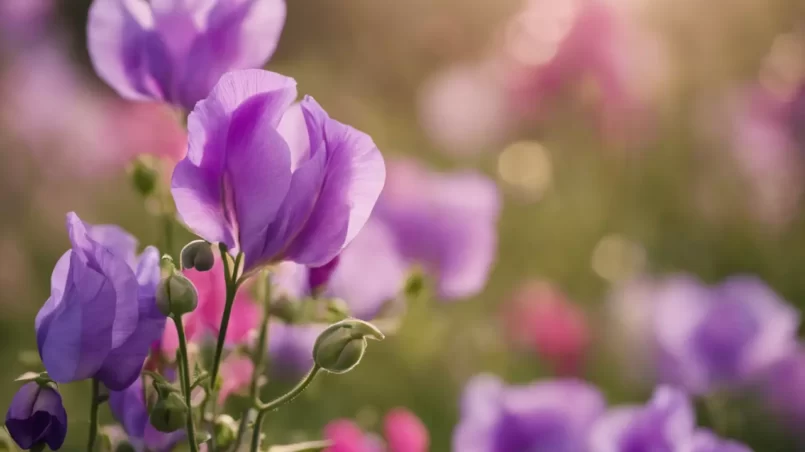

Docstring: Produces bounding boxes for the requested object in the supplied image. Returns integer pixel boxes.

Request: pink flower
[503,281,590,375]
[161,255,259,357]
[218,355,254,405]
[384,408,429,452]
[324,409,428,452]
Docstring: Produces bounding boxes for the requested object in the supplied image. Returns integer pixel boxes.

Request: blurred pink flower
[106,101,188,164]
[324,409,429,452]
[384,408,430,452]
[503,281,590,375]
[161,255,259,357]
[218,355,254,405]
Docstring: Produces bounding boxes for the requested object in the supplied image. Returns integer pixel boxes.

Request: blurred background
[3,0,805,450]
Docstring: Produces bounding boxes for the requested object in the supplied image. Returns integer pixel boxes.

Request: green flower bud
[149,392,188,433]
[129,156,158,197]
[180,240,215,272]
[313,319,385,374]
[213,414,238,449]
[156,271,199,316]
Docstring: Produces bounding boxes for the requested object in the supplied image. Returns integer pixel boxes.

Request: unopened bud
[156,271,199,316]
[213,414,238,449]
[180,240,215,272]
[129,157,158,197]
[149,392,188,433]
[313,319,384,374]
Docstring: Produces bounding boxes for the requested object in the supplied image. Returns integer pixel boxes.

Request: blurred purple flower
[35,212,166,390]
[5,382,67,451]
[452,374,605,452]
[376,160,500,300]
[268,321,322,377]
[653,276,799,394]
[589,386,751,452]
[762,348,805,429]
[109,378,184,452]
[87,0,286,111]
[0,0,52,48]
[171,70,386,275]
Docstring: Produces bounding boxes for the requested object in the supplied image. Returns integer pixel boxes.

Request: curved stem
[174,315,199,452]
[86,378,100,452]
[210,246,242,390]
[256,365,321,413]
[235,274,272,449]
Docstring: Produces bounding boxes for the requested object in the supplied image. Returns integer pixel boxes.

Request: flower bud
[180,240,215,272]
[313,319,384,374]
[156,271,199,316]
[149,392,188,433]
[129,156,158,197]
[213,414,238,449]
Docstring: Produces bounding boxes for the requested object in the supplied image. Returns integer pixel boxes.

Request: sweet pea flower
[268,321,323,377]
[171,69,386,274]
[161,254,258,356]
[109,378,184,452]
[652,275,799,394]
[762,348,805,429]
[589,386,751,452]
[5,383,67,451]
[88,0,286,111]
[453,374,605,452]
[503,280,590,375]
[384,408,430,452]
[218,354,254,404]
[324,408,428,452]
[35,212,165,390]
[375,160,500,300]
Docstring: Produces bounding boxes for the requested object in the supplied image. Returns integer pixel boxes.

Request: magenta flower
[652,276,799,394]
[375,160,500,300]
[109,378,184,452]
[161,254,258,356]
[218,355,254,404]
[5,383,67,451]
[503,280,590,375]
[453,374,605,452]
[589,386,751,452]
[171,70,386,274]
[323,408,428,452]
[35,212,165,390]
[87,0,286,111]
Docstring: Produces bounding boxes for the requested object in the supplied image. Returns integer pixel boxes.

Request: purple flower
[588,386,752,452]
[375,159,500,300]
[171,70,386,274]
[268,321,323,377]
[652,276,799,394]
[5,382,67,451]
[452,374,605,452]
[109,378,184,452]
[762,348,805,429]
[589,386,695,451]
[87,0,286,111]
[35,212,166,390]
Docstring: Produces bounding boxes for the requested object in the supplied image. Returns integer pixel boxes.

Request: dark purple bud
[5,382,67,451]
[308,256,340,295]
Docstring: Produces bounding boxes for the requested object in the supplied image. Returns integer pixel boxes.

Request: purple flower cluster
[455,375,752,452]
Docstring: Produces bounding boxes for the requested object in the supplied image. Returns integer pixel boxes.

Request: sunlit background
[2,0,805,450]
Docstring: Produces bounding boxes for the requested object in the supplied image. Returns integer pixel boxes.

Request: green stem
[235,274,272,449]
[249,410,267,452]
[210,246,242,389]
[249,366,321,452]
[86,378,100,452]
[174,315,199,452]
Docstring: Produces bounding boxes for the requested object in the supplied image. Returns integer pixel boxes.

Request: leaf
[267,440,332,452]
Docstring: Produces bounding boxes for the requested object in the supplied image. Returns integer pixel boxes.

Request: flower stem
[235,273,272,449]
[174,315,199,452]
[86,378,100,452]
[210,245,242,390]
[249,366,321,452]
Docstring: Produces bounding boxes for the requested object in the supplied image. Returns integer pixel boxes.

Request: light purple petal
[87,0,163,101]
[172,69,296,250]
[283,97,386,266]
[691,429,753,452]
[268,322,322,377]
[452,375,505,452]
